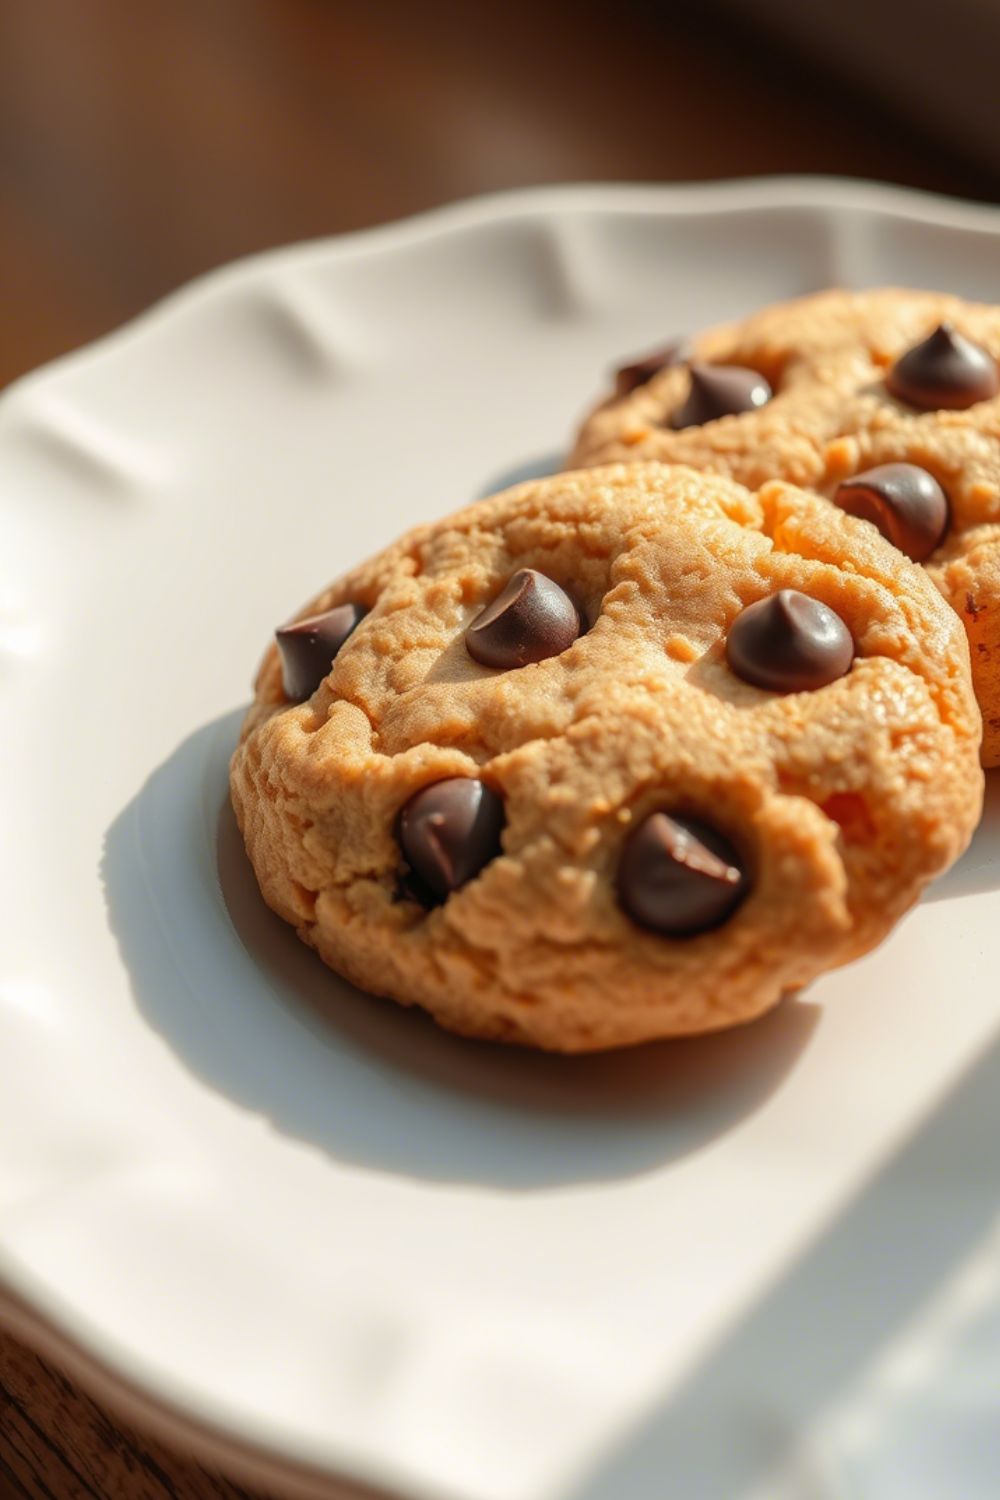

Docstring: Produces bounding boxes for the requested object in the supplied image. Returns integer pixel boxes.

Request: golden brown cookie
[230,464,983,1053]
[568,288,1000,764]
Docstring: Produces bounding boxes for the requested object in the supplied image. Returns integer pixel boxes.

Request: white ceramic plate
[3,179,1000,1500]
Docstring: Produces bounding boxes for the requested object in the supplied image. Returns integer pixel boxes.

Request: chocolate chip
[833,463,949,562]
[466,569,581,669]
[886,322,998,410]
[617,812,749,937]
[276,603,366,700]
[726,590,853,692]
[671,363,772,428]
[614,338,691,397]
[398,779,505,902]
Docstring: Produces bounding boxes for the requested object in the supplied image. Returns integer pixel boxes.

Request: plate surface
[3,179,1000,1500]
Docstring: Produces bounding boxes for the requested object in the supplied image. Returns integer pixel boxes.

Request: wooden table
[2,1,998,1495]
[1,1339,262,1499]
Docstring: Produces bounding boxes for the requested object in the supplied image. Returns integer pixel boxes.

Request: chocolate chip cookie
[230,464,982,1052]
[568,288,1000,765]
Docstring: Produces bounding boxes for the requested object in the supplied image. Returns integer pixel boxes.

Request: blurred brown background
[3,0,1000,395]
[2,1,999,1496]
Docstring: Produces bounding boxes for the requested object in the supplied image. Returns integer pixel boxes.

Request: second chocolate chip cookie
[569,288,1000,765]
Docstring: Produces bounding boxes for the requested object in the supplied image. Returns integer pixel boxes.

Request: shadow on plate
[923,769,1000,903]
[475,449,562,496]
[569,1017,1000,1498]
[100,710,818,1190]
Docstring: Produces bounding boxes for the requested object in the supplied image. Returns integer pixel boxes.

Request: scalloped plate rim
[7,174,1000,414]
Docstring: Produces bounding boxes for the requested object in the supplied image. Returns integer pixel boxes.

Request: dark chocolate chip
[466,569,581,669]
[886,322,999,411]
[614,338,691,397]
[671,363,772,428]
[726,590,853,692]
[398,779,505,902]
[833,463,949,562]
[276,603,366,700]
[617,812,749,937]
